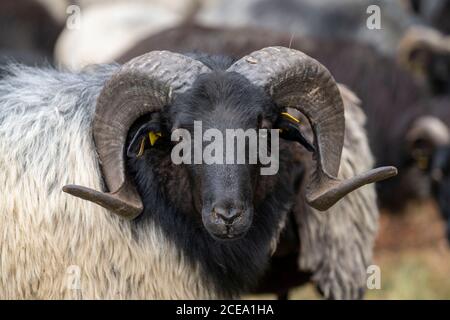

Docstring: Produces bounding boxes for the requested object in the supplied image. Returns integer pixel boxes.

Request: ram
[0,47,395,299]
[117,25,450,245]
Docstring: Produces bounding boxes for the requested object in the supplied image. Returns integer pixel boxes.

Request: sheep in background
[398,26,450,96]
[195,0,420,57]
[55,0,450,82]
[54,0,200,70]
[410,98,450,243]
[0,47,395,299]
[194,0,450,95]
[53,0,413,68]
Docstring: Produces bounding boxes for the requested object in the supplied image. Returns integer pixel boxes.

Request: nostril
[213,205,242,223]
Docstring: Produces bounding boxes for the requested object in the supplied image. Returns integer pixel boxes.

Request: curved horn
[63,51,211,219]
[228,47,397,210]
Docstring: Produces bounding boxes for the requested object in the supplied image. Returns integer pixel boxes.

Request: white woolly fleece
[0,64,216,299]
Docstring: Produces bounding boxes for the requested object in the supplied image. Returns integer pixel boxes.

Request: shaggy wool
[295,85,379,299]
[0,64,216,299]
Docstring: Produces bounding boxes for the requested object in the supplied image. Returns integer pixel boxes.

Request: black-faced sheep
[398,26,450,96]
[0,47,395,299]
[116,24,450,242]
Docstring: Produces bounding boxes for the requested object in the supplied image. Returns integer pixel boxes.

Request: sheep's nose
[213,204,242,224]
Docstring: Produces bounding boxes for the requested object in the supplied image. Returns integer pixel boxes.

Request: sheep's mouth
[208,225,249,241]
[201,208,253,241]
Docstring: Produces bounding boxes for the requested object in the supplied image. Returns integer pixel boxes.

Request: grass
[246,200,450,300]
[366,246,450,299]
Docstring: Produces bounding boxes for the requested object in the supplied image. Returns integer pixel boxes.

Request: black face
[167,72,276,240]
[127,70,313,241]
[430,147,450,243]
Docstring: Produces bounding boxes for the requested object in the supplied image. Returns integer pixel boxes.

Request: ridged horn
[228,47,397,210]
[63,51,211,219]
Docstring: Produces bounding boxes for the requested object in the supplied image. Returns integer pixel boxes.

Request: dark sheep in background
[195,0,421,57]
[193,0,450,98]
[398,26,450,96]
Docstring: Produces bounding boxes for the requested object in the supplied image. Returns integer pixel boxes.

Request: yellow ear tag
[281,112,300,123]
[149,131,162,146]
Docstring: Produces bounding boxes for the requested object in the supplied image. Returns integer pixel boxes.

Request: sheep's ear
[275,112,315,152]
[127,120,163,158]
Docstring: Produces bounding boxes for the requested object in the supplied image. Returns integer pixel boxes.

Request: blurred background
[1,0,449,299]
